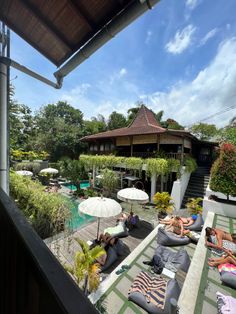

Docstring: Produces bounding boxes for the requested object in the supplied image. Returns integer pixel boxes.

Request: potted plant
[65,238,105,295]
[153,192,174,219]
[185,197,203,215]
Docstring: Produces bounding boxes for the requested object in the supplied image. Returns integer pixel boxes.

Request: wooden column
[130,136,133,157]
[157,134,160,153]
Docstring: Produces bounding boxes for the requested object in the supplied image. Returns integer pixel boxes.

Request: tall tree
[83,114,107,135]
[189,123,218,140]
[9,85,35,150]
[107,111,126,130]
[33,101,84,160]
[126,105,140,125]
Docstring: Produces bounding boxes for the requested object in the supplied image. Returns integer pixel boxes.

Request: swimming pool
[65,198,94,230]
[62,180,90,191]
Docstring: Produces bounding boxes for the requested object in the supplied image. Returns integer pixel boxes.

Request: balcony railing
[0,188,98,314]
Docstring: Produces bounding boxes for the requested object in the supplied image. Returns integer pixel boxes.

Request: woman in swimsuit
[205,227,236,251]
[208,250,236,267]
[168,217,190,237]
[159,215,196,227]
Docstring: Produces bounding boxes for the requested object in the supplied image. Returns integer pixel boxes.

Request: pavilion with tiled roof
[81,105,197,160]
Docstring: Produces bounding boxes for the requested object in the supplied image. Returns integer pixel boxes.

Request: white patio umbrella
[79,196,122,239]
[15,170,33,176]
[117,187,149,212]
[39,167,59,174]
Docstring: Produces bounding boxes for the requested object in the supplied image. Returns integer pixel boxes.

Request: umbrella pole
[97,217,100,240]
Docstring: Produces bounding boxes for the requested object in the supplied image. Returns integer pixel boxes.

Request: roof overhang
[0,0,160,87]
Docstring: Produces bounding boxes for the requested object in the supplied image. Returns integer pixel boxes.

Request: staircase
[181,166,210,208]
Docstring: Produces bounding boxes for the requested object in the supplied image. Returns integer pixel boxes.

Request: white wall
[203,196,236,219]
[205,184,236,201]
[171,167,191,210]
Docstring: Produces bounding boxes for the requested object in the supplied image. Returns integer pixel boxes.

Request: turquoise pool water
[62,181,90,191]
[66,198,94,230]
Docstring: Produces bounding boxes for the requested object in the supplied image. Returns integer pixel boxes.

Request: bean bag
[113,239,126,256]
[186,215,204,232]
[155,245,191,273]
[128,278,181,314]
[100,246,118,272]
[104,222,129,238]
[220,271,236,289]
[157,227,190,246]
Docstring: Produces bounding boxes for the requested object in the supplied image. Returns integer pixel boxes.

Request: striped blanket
[218,263,236,275]
[128,271,168,309]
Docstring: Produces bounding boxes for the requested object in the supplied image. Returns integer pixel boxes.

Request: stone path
[194,214,236,313]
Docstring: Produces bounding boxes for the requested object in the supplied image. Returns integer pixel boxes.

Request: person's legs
[208,256,236,267]
[96,253,107,266]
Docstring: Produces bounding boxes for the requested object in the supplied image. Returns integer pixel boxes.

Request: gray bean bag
[128,279,180,314]
[114,239,126,256]
[220,271,236,289]
[157,227,190,246]
[186,215,204,232]
[100,246,118,272]
[155,245,191,273]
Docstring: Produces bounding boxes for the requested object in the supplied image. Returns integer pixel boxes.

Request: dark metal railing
[0,188,98,314]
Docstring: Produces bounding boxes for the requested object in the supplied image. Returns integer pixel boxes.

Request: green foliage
[153,192,174,214]
[167,158,181,176]
[126,106,140,125]
[190,123,219,140]
[146,158,169,176]
[100,168,118,196]
[15,162,41,174]
[80,155,124,169]
[107,111,127,130]
[11,149,49,161]
[220,126,236,146]
[84,114,107,135]
[124,157,143,170]
[59,158,88,189]
[184,157,197,173]
[65,238,105,293]
[163,118,184,130]
[10,171,70,238]
[210,143,236,198]
[185,197,203,215]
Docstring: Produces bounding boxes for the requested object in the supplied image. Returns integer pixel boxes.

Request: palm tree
[65,238,105,294]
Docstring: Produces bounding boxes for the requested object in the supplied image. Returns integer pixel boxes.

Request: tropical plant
[11,149,49,161]
[210,143,236,200]
[185,197,203,215]
[167,158,181,176]
[15,161,41,174]
[59,158,88,190]
[10,171,70,238]
[124,157,143,170]
[184,157,197,173]
[107,111,127,130]
[190,123,219,140]
[100,168,118,196]
[146,158,169,176]
[65,238,105,294]
[153,192,174,214]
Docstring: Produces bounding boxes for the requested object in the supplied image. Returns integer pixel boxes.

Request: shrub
[10,171,70,238]
[153,192,174,214]
[15,162,41,174]
[184,157,197,173]
[210,143,236,199]
[185,197,203,215]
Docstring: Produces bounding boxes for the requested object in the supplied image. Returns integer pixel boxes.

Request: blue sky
[10,0,236,127]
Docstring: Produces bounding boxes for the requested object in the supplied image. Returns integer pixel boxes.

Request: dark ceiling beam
[20,0,72,50]
[68,0,96,31]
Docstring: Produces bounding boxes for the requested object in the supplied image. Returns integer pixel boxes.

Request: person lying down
[159,215,197,227]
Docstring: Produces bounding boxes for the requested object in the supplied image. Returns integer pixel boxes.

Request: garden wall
[171,167,191,210]
[203,196,236,219]
[205,184,236,202]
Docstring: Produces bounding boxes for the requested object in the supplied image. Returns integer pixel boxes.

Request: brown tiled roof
[81,105,166,141]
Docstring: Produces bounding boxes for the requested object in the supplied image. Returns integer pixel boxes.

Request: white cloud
[119,68,127,77]
[186,0,198,10]
[200,28,218,46]
[145,30,152,44]
[147,38,236,127]
[165,25,196,54]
